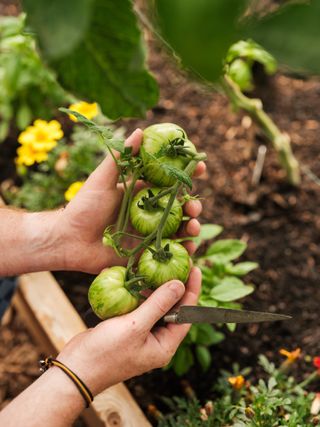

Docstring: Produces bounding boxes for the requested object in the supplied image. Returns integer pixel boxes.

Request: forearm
[0,367,84,427]
[0,207,65,276]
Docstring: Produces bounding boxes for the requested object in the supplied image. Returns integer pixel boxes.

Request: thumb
[84,128,143,191]
[133,281,185,329]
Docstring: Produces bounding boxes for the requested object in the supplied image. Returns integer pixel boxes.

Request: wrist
[22,209,66,272]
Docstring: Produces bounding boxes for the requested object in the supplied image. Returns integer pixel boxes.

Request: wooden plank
[14,272,150,427]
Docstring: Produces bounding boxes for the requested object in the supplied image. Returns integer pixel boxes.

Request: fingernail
[168,281,185,298]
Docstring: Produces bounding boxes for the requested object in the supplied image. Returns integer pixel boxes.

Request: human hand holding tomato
[58,267,201,396]
[55,128,206,274]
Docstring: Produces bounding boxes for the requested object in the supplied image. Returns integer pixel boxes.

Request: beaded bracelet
[39,356,93,408]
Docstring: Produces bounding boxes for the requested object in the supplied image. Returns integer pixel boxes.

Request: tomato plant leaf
[172,345,194,376]
[225,262,259,276]
[155,0,248,82]
[193,224,223,248]
[226,322,236,332]
[195,324,225,346]
[24,0,159,119]
[205,239,247,263]
[160,163,193,189]
[225,39,277,75]
[59,108,125,153]
[22,0,92,59]
[210,277,254,302]
[245,0,320,75]
[195,345,211,372]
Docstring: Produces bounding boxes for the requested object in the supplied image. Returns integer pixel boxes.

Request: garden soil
[1,16,320,427]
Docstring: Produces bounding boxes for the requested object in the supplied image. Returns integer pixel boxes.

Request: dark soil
[1,12,320,426]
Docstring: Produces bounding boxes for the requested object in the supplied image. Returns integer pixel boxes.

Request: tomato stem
[145,186,174,206]
[115,169,140,236]
[154,154,206,252]
[155,183,179,251]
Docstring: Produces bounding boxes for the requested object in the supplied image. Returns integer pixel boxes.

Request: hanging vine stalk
[221,75,301,186]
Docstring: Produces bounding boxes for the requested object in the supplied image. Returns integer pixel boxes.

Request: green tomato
[130,187,183,237]
[141,123,197,187]
[88,266,139,320]
[137,239,190,288]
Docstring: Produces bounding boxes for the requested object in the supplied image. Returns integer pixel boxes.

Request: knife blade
[84,305,291,328]
[163,305,291,324]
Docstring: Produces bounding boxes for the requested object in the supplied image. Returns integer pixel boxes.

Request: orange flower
[279,348,301,364]
[228,375,245,390]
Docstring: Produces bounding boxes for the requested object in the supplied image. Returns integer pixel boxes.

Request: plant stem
[155,183,179,250]
[221,75,300,186]
[101,135,128,192]
[154,155,206,251]
[113,231,145,241]
[122,170,140,231]
[127,230,158,257]
[115,170,139,234]
[146,186,175,205]
[298,371,319,389]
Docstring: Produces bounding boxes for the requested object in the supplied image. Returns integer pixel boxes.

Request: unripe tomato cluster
[89,123,205,320]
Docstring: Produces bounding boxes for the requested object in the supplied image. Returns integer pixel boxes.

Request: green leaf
[59,108,125,152]
[246,0,320,75]
[198,297,218,308]
[225,39,277,75]
[195,324,225,346]
[22,0,92,59]
[24,0,158,119]
[210,276,254,302]
[195,345,211,372]
[155,0,248,82]
[160,163,193,189]
[172,346,194,376]
[225,262,258,276]
[205,239,247,263]
[193,224,223,248]
[226,322,236,332]
[16,103,32,130]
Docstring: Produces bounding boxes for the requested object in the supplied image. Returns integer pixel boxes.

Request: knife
[84,305,291,328]
[162,305,291,324]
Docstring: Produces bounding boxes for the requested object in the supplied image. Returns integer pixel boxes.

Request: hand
[57,267,201,395]
[55,129,206,273]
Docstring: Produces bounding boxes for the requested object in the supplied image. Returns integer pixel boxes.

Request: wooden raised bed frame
[1,197,151,427]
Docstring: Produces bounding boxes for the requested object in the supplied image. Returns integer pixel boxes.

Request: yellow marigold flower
[65,181,85,202]
[18,119,63,149]
[15,144,48,166]
[279,348,301,364]
[228,375,245,390]
[68,101,99,122]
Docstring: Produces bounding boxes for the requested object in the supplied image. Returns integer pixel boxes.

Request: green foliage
[0,14,68,141]
[5,122,123,211]
[166,224,256,376]
[224,39,277,91]
[155,0,248,82]
[23,0,159,119]
[155,0,320,83]
[159,356,317,426]
[247,0,320,75]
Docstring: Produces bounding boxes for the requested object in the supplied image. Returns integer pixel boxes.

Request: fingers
[193,161,206,178]
[131,281,185,330]
[152,267,202,350]
[184,199,202,218]
[83,129,143,191]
